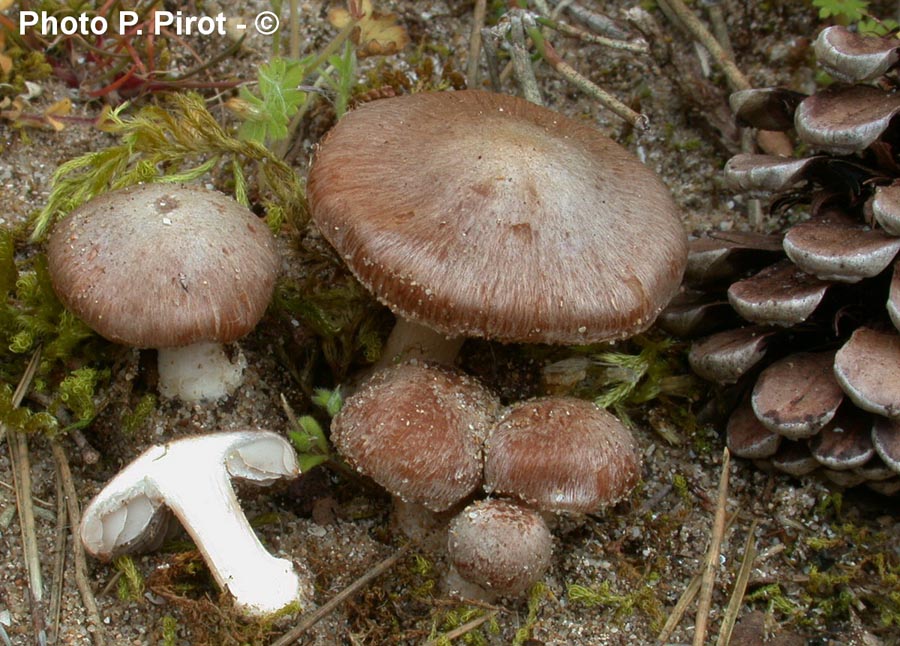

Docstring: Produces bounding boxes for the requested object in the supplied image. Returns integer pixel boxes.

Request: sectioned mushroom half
[80,431,308,617]
[307,90,687,367]
[47,183,280,402]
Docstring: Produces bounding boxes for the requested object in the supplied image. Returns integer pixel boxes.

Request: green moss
[568,578,665,632]
[114,555,145,602]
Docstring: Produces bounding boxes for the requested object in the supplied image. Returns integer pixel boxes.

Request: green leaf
[312,387,343,417]
[812,0,869,22]
[237,57,309,145]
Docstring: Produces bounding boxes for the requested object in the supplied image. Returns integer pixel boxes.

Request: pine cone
[667,26,900,494]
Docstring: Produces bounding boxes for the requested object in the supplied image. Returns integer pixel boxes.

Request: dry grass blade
[50,441,106,646]
[694,448,731,646]
[716,520,758,646]
[423,610,499,646]
[271,544,412,646]
[4,349,46,645]
[47,465,68,644]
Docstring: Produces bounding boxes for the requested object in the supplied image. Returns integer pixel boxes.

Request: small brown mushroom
[331,361,499,513]
[307,90,687,367]
[447,498,552,598]
[483,397,640,513]
[46,183,280,402]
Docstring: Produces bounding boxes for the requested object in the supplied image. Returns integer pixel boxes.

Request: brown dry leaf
[328,0,409,57]
[44,97,72,131]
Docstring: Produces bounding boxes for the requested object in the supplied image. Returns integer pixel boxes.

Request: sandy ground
[1,1,900,645]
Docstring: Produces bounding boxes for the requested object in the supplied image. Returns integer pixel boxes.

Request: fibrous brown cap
[47,183,279,348]
[448,498,552,596]
[332,361,500,512]
[483,397,640,513]
[307,90,687,345]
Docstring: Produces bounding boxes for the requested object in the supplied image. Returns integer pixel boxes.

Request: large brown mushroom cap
[47,183,280,348]
[332,361,500,512]
[307,90,687,345]
[483,396,641,513]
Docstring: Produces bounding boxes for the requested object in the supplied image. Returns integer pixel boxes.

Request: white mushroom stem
[157,341,247,402]
[80,431,306,617]
[376,318,464,370]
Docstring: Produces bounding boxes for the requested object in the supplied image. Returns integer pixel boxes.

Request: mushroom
[80,431,308,617]
[483,397,641,514]
[446,498,552,599]
[330,361,499,543]
[46,183,280,402]
[307,90,687,368]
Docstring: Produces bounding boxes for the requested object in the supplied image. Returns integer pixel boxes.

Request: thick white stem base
[157,342,246,402]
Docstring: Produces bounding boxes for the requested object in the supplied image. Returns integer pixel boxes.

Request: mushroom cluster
[308,90,676,594]
[334,362,642,597]
[667,26,900,493]
[47,183,280,402]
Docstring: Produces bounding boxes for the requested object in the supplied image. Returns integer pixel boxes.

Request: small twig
[659,0,749,91]
[5,350,46,646]
[480,27,502,91]
[716,520,758,646]
[68,427,100,465]
[694,448,731,646]
[423,610,499,646]
[540,39,648,130]
[51,441,106,646]
[537,17,649,53]
[560,2,629,39]
[467,0,488,88]
[271,544,412,646]
[705,1,734,60]
[508,11,543,105]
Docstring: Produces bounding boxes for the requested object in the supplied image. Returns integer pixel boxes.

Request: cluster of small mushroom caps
[46,90,689,615]
[661,26,900,494]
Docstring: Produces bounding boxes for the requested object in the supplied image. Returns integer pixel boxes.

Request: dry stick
[705,1,734,59]
[271,543,412,646]
[716,520,758,646]
[508,12,543,105]
[4,350,47,646]
[422,610,499,646]
[659,0,749,91]
[51,441,106,646]
[693,448,731,646]
[480,27,502,91]
[467,0,488,88]
[537,16,649,53]
[540,39,648,130]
